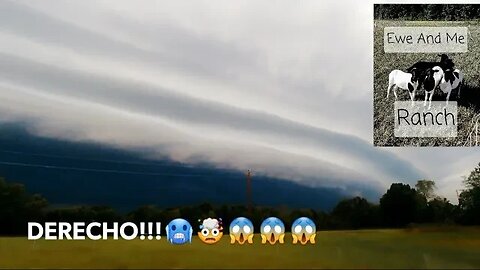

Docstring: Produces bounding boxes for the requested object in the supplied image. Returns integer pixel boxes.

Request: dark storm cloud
[2,0,475,201]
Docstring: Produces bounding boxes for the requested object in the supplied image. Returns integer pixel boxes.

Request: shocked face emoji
[229,217,254,244]
[291,217,316,245]
[260,217,285,245]
[198,218,223,244]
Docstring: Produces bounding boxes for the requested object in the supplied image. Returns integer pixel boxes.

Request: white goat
[387,68,420,104]
[423,66,444,109]
[439,68,464,104]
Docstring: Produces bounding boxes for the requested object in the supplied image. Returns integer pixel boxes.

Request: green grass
[1,227,480,269]
[374,20,480,146]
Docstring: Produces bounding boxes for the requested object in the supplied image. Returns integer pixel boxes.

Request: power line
[0,161,244,179]
[0,150,197,169]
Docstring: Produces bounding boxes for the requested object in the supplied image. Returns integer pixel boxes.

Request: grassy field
[374,20,480,146]
[1,227,480,269]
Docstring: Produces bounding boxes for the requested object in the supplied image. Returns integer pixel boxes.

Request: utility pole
[246,170,252,214]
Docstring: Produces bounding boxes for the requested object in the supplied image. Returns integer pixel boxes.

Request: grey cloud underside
[0,54,422,184]
[0,0,427,198]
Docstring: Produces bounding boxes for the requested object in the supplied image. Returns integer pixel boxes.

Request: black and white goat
[407,54,454,89]
[387,68,420,104]
[423,66,444,109]
[407,54,454,73]
[439,68,464,105]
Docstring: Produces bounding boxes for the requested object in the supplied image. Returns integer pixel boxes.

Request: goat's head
[410,67,421,83]
[424,66,443,83]
[443,68,457,84]
[438,54,455,69]
[438,54,450,62]
[445,58,455,69]
[429,66,442,75]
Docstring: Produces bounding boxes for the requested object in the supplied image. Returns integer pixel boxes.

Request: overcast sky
[0,0,479,202]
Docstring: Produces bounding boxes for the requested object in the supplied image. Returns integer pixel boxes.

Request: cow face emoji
[198,218,223,244]
[229,217,254,244]
[260,217,285,245]
[291,217,316,245]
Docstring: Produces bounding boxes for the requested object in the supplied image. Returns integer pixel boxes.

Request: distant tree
[458,187,480,225]
[425,197,456,223]
[458,163,480,225]
[313,210,331,230]
[415,179,436,201]
[2,174,475,236]
[250,207,280,228]
[179,205,202,227]
[289,208,329,230]
[0,178,48,235]
[162,208,182,223]
[380,183,427,227]
[464,162,480,189]
[126,205,163,223]
[46,205,122,223]
[330,197,380,229]
[198,202,214,216]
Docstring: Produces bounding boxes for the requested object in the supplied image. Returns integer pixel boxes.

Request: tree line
[374,4,480,21]
[2,162,480,235]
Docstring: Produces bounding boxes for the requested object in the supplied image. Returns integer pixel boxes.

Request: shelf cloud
[0,0,477,201]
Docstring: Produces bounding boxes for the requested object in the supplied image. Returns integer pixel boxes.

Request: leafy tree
[0,178,48,235]
[415,179,436,201]
[457,163,480,225]
[330,197,380,229]
[380,183,427,227]
[46,205,122,223]
[425,197,456,223]
[450,163,480,225]
[289,208,329,230]
[458,187,480,225]
[127,205,163,223]
[464,162,480,189]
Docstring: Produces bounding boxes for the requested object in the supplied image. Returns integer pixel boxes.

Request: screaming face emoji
[198,218,223,244]
[229,217,254,245]
[260,217,285,245]
[291,217,316,245]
